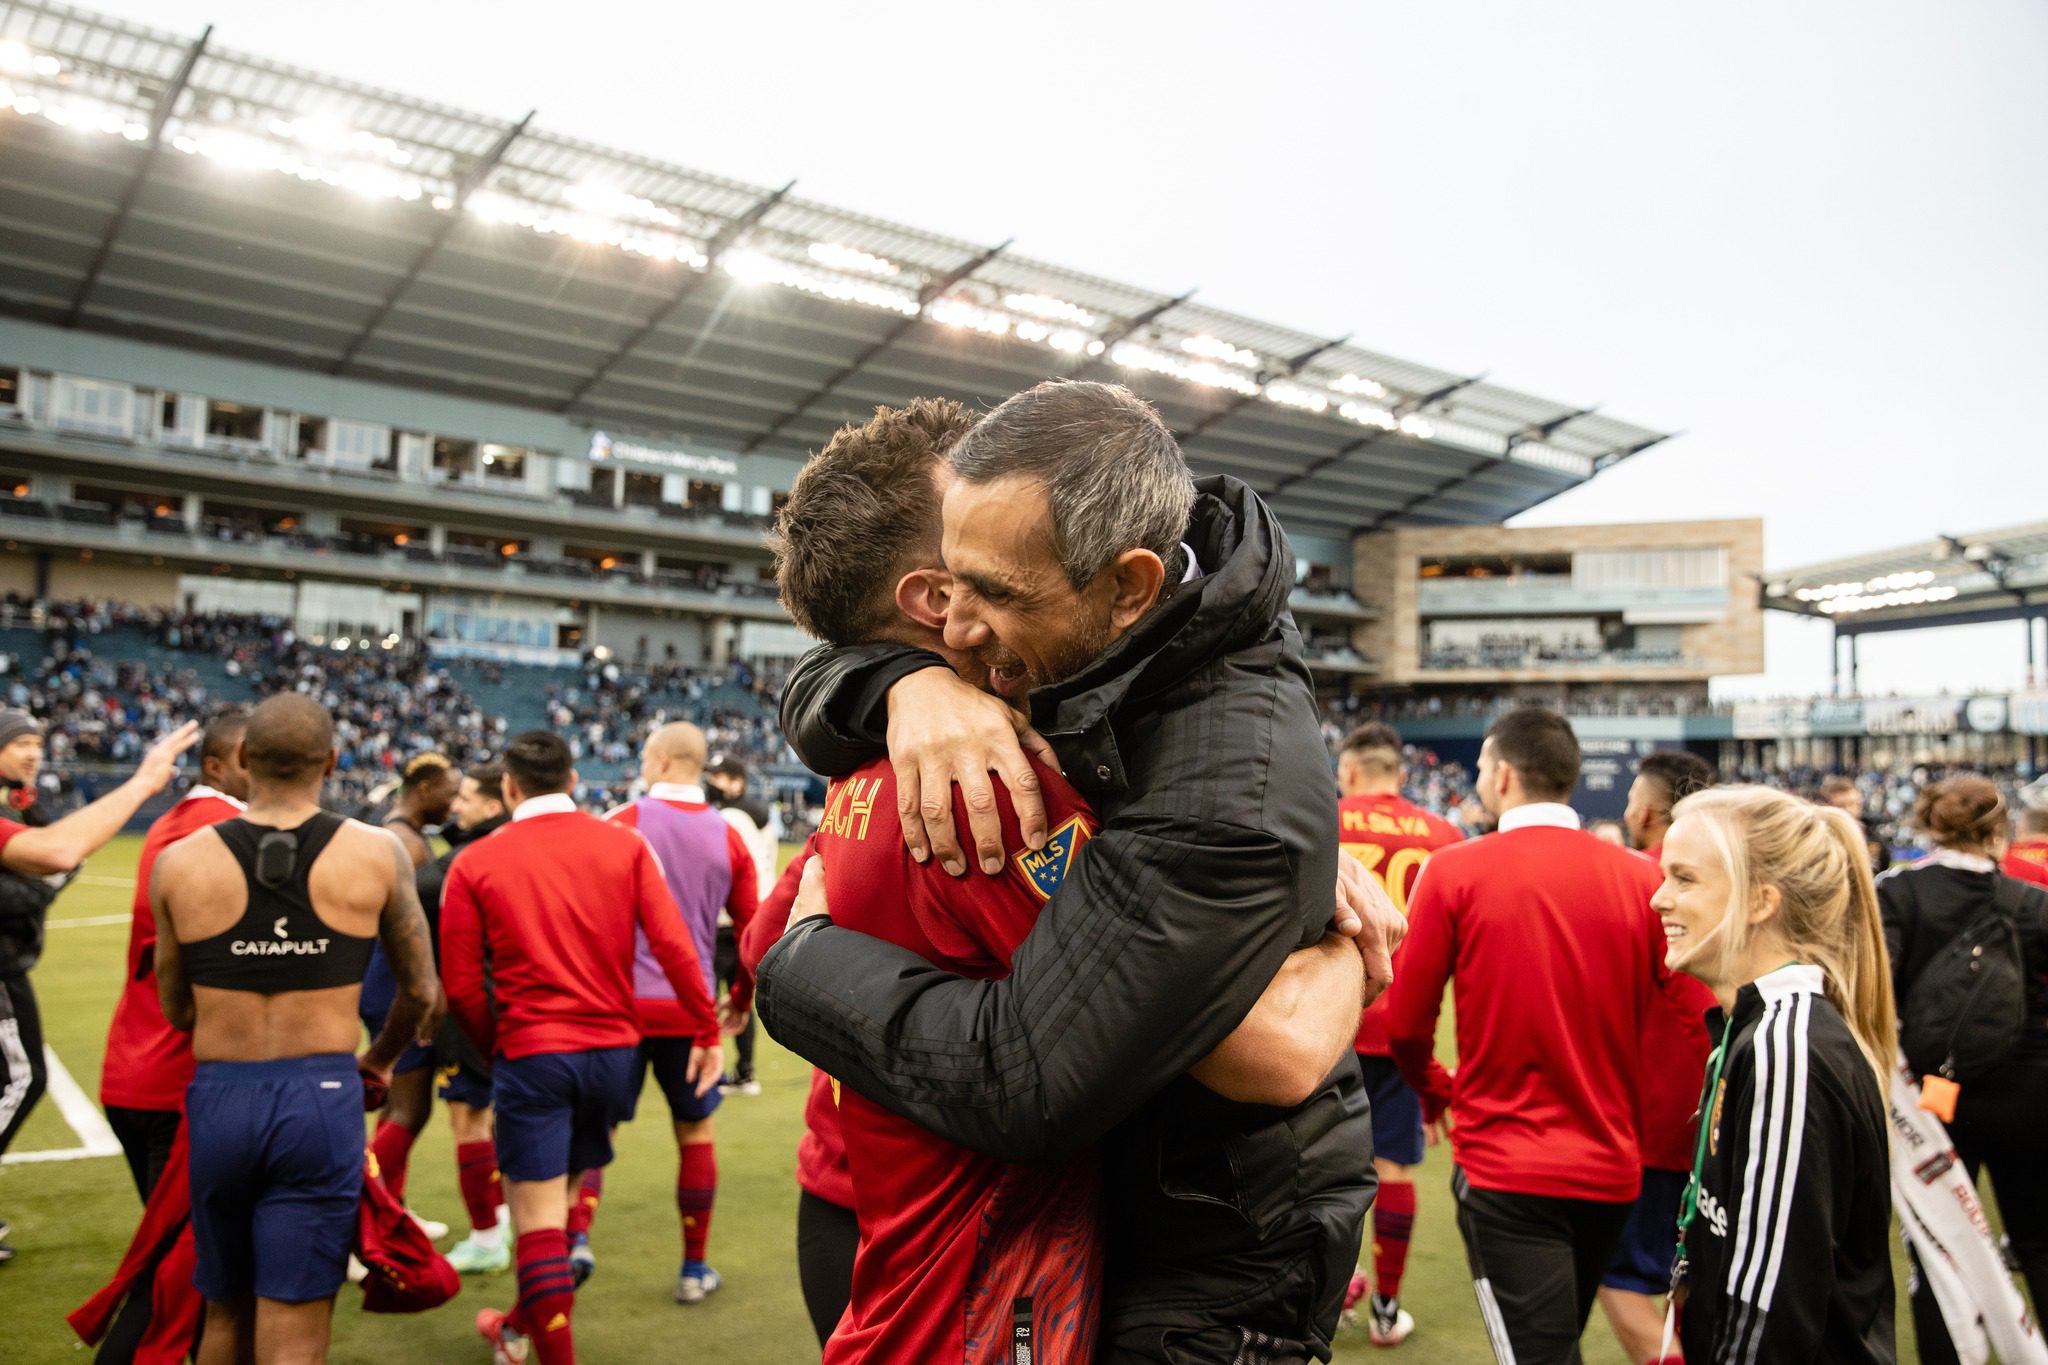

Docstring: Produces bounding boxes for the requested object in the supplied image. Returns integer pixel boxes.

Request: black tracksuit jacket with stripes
[1680,965,1894,1365]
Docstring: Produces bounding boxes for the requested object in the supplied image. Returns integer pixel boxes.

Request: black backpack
[1898,872,2030,1084]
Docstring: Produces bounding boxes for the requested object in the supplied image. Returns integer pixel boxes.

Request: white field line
[1,1045,122,1164]
[47,914,130,929]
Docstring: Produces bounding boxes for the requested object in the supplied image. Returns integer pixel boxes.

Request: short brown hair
[466,761,505,807]
[1913,776,2006,849]
[1484,706,1581,800]
[772,398,974,646]
[1340,723,1402,773]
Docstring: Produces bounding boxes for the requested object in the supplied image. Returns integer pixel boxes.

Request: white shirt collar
[184,785,246,810]
[1755,962,1825,1002]
[512,792,577,821]
[1179,541,1202,585]
[647,782,707,803]
[1496,802,1582,834]
[1926,849,1996,874]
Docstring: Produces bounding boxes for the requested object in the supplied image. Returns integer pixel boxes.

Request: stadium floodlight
[1109,342,1263,397]
[1003,293,1097,327]
[1815,584,1962,614]
[807,242,900,277]
[1332,373,1388,398]
[566,180,684,229]
[1339,399,1398,429]
[0,39,31,74]
[1181,335,1261,369]
[925,296,1013,337]
[1263,379,1330,413]
[719,249,921,315]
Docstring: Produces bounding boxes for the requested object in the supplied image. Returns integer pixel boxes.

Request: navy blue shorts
[437,1058,493,1109]
[1602,1167,1686,1293]
[626,1036,723,1124]
[491,1047,636,1183]
[186,1053,363,1304]
[1358,1053,1425,1168]
[359,1008,433,1075]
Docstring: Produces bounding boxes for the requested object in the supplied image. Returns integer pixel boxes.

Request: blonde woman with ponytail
[1651,785,1895,1365]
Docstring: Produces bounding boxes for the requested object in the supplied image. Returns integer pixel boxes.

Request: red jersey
[1338,792,1463,1055]
[1383,812,1668,1203]
[100,788,244,1110]
[439,800,718,1058]
[0,817,23,856]
[742,836,853,1209]
[818,758,1103,1365]
[1633,845,1717,1171]
[2004,838,2048,888]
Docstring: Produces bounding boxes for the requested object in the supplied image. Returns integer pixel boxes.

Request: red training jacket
[440,802,717,1057]
[101,788,244,1111]
[1636,844,1718,1172]
[2004,838,2048,888]
[1383,814,1668,1203]
[741,836,854,1210]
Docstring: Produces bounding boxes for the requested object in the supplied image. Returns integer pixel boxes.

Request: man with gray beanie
[0,708,198,1265]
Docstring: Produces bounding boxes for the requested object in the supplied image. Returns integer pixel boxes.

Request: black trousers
[105,1106,184,1203]
[0,969,47,1158]
[1453,1167,1633,1365]
[715,925,757,1078]
[795,1190,858,1347]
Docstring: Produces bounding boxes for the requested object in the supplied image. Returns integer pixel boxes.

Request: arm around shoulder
[779,642,945,777]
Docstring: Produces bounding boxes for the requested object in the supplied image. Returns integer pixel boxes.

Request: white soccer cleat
[675,1264,721,1304]
[1368,1297,1415,1347]
[407,1210,450,1241]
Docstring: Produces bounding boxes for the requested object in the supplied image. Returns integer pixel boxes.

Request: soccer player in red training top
[1610,751,1719,1365]
[769,398,1369,1363]
[2004,804,2048,886]
[440,731,722,1365]
[100,711,249,1203]
[1384,707,1672,1365]
[736,836,859,1348]
[1333,722,1462,1348]
[599,720,758,1305]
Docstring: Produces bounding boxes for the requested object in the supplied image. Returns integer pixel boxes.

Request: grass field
[0,835,1942,1363]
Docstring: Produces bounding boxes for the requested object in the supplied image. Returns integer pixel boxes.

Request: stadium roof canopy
[0,1,1674,540]
[1764,518,2048,633]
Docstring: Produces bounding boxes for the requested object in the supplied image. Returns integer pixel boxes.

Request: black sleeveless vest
[181,813,377,993]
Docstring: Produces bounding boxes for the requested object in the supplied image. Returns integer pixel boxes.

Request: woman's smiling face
[1653,812,1732,984]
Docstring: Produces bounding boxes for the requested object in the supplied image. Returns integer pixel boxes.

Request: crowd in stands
[0,597,797,820]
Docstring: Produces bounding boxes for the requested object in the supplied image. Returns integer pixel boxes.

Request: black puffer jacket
[759,476,1372,1362]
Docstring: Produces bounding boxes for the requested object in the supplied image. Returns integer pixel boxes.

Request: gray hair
[949,381,1196,587]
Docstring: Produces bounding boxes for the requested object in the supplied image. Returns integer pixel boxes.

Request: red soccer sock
[1371,1179,1417,1302]
[455,1140,500,1233]
[510,1228,577,1364]
[370,1118,418,1201]
[676,1141,716,1265]
[566,1168,603,1239]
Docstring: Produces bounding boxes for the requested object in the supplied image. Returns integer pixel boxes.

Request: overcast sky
[87,0,2048,698]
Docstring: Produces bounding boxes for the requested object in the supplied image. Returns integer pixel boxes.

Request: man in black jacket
[758,380,1389,1363]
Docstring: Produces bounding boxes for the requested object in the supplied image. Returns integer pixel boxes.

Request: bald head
[640,722,708,788]
[242,694,335,788]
